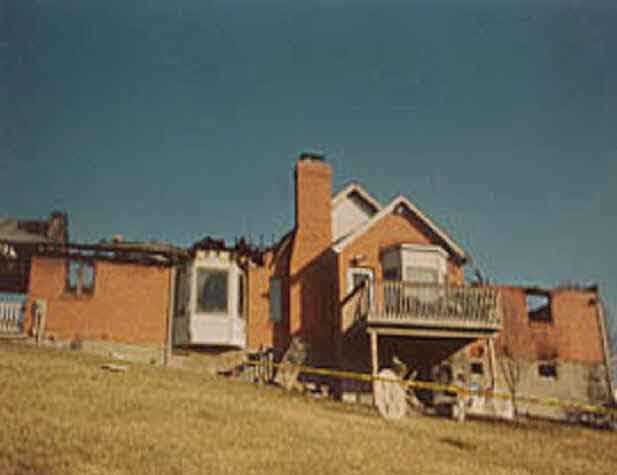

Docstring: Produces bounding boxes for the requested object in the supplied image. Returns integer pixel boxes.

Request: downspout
[596,295,614,402]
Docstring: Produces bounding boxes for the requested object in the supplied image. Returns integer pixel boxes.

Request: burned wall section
[26,255,172,347]
[489,286,612,419]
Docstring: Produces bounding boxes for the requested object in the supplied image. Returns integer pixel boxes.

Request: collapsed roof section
[0,239,187,268]
[190,236,266,265]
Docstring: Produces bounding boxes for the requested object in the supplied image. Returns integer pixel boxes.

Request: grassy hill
[0,342,615,475]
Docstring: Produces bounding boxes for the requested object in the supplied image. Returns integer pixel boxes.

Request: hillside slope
[0,343,615,475]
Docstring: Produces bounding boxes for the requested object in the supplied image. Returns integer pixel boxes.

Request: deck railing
[0,298,24,334]
[367,281,502,330]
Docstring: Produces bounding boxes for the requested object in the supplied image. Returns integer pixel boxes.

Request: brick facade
[25,256,172,345]
[495,286,605,364]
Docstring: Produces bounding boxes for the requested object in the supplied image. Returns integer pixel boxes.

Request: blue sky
[1,0,616,338]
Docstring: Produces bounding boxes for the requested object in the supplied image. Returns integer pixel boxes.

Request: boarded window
[526,292,552,323]
[538,362,557,379]
[196,269,228,314]
[66,260,95,296]
[269,277,282,323]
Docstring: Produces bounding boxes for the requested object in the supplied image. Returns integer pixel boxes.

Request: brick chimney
[293,153,333,262]
[289,153,333,344]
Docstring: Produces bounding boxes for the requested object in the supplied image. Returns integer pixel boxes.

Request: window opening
[269,277,282,323]
[470,362,484,375]
[66,260,95,296]
[196,269,228,314]
[526,291,552,323]
[538,362,557,379]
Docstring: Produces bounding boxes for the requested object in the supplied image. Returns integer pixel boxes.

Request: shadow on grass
[440,437,477,451]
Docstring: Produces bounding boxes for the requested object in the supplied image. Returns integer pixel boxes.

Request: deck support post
[370,330,379,405]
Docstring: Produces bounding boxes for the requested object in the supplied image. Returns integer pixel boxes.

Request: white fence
[0,298,24,333]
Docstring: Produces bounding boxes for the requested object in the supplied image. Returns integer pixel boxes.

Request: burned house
[226,154,613,420]
[3,155,613,422]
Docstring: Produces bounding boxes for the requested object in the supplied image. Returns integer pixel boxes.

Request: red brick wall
[495,286,605,364]
[289,158,337,365]
[246,259,275,350]
[246,234,295,351]
[25,256,171,345]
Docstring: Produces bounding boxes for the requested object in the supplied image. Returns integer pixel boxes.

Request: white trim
[332,195,468,261]
[331,183,382,212]
[186,251,247,348]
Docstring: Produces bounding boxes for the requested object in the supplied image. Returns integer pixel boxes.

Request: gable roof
[331,182,382,213]
[331,194,468,262]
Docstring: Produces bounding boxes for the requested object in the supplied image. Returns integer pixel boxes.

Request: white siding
[332,194,377,241]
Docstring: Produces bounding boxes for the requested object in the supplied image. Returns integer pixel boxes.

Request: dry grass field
[0,342,615,475]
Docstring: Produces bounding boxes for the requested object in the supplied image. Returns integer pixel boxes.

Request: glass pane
[67,261,80,289]
[405,267,438,284]
[196,269,228,313]
[405,267,439,302]
[82,263,95,290]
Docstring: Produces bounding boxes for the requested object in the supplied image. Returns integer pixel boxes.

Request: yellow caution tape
[245,361,617,418]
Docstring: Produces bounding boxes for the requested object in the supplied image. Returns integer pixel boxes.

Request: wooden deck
[366,281,502,335]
